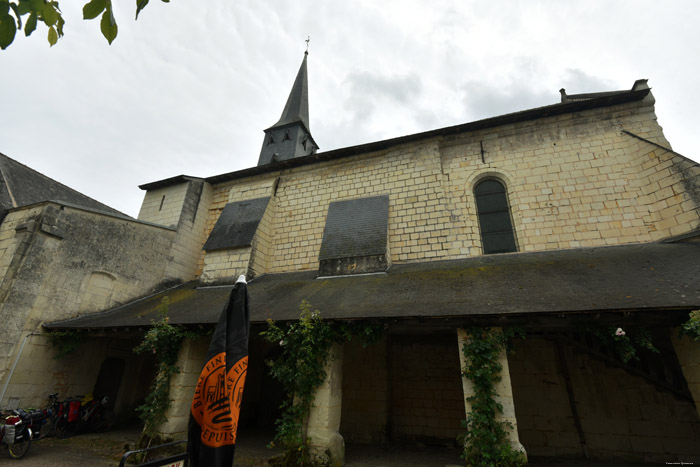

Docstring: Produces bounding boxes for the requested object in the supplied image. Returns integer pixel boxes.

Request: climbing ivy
[681,310,700,342]
[589,325,659,363]
[460,327,525,467]
[133,297,208,437]
[45,329,83,360]
[260,300,381,466]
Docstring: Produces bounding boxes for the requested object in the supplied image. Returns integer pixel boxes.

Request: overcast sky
[1,1,698,217]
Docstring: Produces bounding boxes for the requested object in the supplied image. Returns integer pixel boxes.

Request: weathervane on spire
[305,36,310,55]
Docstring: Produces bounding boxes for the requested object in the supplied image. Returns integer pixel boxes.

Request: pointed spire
[257,49,318,166]
[269,53,310,132]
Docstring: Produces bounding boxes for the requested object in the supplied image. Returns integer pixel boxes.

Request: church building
[1,51,700,464]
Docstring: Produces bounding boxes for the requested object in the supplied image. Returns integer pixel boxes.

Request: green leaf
[15,1,30,15]
[24,12,36,36]
[55,13,63,36]
[0,13,17,49]
[83,0,107,20]
[135,0,148,20]
[100,8,117,44]
[42,2,58,26]
[9,2,21,29]
[47,25,57,46]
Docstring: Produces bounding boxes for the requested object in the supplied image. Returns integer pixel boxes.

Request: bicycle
[52,394,116,438]
[53,395,82,439]
[82,395,116,433]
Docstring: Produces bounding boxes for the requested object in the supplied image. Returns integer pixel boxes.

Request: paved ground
[5,425,663,466]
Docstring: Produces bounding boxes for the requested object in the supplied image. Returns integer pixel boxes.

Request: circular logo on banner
[191,352,248,447]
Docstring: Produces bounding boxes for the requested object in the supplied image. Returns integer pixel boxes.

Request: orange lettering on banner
[191,353,248,447]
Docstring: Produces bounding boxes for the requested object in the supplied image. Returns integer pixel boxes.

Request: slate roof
[267,53,311,132]
[44,241,700,330]
[0,153,128,218]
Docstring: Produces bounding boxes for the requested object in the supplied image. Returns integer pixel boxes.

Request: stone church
[1,51,700,464]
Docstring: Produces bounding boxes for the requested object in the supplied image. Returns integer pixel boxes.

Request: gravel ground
[3,426,668,467]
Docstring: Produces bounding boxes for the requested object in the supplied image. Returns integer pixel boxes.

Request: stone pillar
[157,337,209,439]
[457,327,526,457]
[671,329,700,417]
[306,343,344,467]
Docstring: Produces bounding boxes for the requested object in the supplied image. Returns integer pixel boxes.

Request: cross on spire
[305,36,310,55]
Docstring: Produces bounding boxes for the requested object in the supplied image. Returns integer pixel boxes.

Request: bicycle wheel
[7,430,31,459]
[54,416,79,439]
[88,408,116,433]
[37,413,55,439]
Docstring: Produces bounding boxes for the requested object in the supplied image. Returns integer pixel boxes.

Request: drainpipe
[0,330,40,407]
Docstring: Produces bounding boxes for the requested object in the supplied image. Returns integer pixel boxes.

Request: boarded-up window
[475,179,516,254]
[203,197,270,251]
[319,195,389,275]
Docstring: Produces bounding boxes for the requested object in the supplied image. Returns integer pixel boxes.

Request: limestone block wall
[387,334,464,443]
[164,181,214,282]
[306,343,344,466]
[138,183,192,228]
[633,144,700,240]
[340,337,389,443]
[440,97,693,253]
[1,334,106,409]
[197,176,278,278]
[248,195,277,278]
[159,337,209,438]
[509,337,700,463]
[0,203,178,404]
[200,247,252,283]
[457,328,524,452]
[671,330,700,416]
[194,94,699,278]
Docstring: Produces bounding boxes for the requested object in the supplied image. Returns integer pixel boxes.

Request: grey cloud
[558,69,618,94]
[345,72,422,114]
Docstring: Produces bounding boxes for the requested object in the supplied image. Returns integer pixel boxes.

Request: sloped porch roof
[44,241,700,331]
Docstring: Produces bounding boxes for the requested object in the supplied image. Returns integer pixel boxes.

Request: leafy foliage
[133,297,207,436]
[460,327,525,467]
[260,300,382,466]
[45,329,83,359]
[681,309,700,342]
[589,325,659,363]
[0,0,169,50]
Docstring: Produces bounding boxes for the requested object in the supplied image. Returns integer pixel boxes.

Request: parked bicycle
[53,395,83,439]
[53,394,116,439]
[1,408,44,459]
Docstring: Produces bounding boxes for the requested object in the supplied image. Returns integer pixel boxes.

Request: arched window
[474,179,517,254]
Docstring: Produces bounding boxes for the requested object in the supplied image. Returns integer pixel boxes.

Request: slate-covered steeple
[257,52,318,166]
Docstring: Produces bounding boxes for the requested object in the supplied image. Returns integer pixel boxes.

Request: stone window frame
[466,171,520,255]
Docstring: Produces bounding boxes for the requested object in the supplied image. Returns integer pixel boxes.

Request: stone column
[670,329,700,417]
[157,337,209,439]
[306,343,344,467]
[457,327,526,457]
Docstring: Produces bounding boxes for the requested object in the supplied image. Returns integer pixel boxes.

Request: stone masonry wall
[509,337,700,463]
[1,335,106,409]
[196,176,277,278]
[193,95,699,278]
[159,337,209,437]
[0,203,177,404]
[387,334,464,443]
[341,337,389,444]
[138,183,192,228]
[163,181,214,282]
[200,247,252,283]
